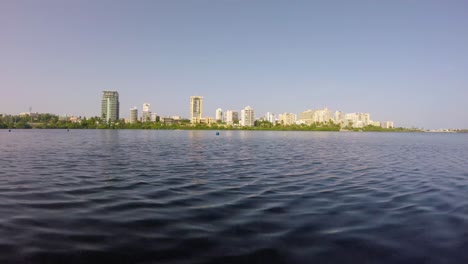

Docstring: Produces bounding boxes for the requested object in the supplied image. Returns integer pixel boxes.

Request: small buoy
[67,129,69,132]
[8,129,11,132]
[216,131,220,136]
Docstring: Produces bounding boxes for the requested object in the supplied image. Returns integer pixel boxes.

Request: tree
[15,120,32,129]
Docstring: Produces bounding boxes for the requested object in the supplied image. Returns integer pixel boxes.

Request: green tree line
[0,114,420,132]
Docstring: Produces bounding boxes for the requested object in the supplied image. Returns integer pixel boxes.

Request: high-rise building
[345,113,371,127]
[225,110,239,125]
[313,107,331,123]
[334,111,345,123]
[215,108,223,122]
[129,107,138,124]
[142,103,151,122]
[101,91,120,122]
[241,106,255,127]
[232,112,239,123]
[150,113,159,122]
[265,112,275,123]
[279,112,296,125]
[298,110,315,124]
[190,96,203,123]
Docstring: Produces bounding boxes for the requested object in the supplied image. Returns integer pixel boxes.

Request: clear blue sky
[1,0,467,129]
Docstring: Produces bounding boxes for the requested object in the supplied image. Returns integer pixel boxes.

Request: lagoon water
[1,130,468,263]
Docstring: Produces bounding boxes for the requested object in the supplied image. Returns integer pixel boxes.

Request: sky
[0,0,467,129]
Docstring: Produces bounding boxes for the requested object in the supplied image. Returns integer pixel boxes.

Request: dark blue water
[1,130,467,263]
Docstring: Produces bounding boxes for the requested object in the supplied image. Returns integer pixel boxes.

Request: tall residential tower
[241,106,255,127]
[215,108,223,122]
[190,96,203,123]
[129,107,138,124]
[142,103,151,122]
[101,91,120,122]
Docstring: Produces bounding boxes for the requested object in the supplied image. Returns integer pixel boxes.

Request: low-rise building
[382,121,394,129]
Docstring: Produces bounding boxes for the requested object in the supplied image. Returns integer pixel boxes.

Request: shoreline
[1,127,427,132]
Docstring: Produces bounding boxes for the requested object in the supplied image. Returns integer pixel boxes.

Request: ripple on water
[0,131,468,263]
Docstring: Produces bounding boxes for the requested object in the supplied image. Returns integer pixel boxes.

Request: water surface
[1,130,467,263]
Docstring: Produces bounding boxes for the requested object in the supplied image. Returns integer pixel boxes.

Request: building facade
[265,112,275,123]
[150,113,159,122]
[190,96,203,123]
[298,110,315,124]
[313,107,331,123]
[225,110,239,125]
[382,121,394,129]
[334,111,345,124]
[142,103,151,122]
[215,108,223,122]
[241,106,255,127]
[345,113,371,127]
[101,91,120,122]
[129,107,138,124]
[279,112,296,125]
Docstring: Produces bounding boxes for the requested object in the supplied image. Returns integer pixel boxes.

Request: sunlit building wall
[101,91,120,122]
[240,106,254,127]
[190,96,203,123]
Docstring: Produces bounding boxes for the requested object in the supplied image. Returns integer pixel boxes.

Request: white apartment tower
[129,107,138,124]
[265,112,275,123]
[313,107,331,123]
[382,121,394,129]
[334,111,345,123]
[279,112,296,125]
[297,110,315,124]
[215,108,223,122]
[345,113,371,127]
[225,110,239,125]
[241,106,255,127]
[142,103,151,122]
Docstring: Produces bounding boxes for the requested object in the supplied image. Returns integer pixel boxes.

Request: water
[1,130,467,263]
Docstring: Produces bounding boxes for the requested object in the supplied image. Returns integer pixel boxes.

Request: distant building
[19,112,40,121]
[241,106,254,127]
[142,103,151,122]
[225,110,239,125]
[161,117,175,125]
[129,107,138,124]
[101,91,120,122]
[265,112,275,123]
[279,112,296,125]
[370,121,381,127]
[382,121,394,129]
[345,113,370,127]
[190,96,203,123]
[313,107,331,123]
[298,110,315,124]
[200,117,216,125]
[150,113,159,122]
[334,111,345,123]
[215,108,223,122]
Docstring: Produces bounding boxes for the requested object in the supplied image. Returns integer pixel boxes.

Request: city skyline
[1,1,468,129]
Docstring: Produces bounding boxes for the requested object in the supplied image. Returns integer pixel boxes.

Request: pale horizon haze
[1,0,467,129]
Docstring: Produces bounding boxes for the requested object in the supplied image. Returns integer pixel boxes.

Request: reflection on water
[0,130,468,263]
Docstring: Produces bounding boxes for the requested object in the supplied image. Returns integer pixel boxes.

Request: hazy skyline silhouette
[1,0,467,129]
